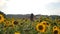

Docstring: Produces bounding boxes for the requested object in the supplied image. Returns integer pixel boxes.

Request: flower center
[54,30,58,34]
[14,21,18,25]
[38,25,43,30]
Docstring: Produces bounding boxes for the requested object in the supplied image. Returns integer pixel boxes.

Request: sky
[0,0,60,15]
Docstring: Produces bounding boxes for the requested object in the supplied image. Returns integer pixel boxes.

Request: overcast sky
[0,0,60,15]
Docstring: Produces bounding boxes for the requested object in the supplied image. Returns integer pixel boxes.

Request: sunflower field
[0,12,60,34]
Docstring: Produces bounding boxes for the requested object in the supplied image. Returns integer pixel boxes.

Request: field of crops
[0,12,60,34]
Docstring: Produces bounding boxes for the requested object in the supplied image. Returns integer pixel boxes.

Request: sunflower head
[12,20,19,26]
[0,14,5,23]
[53,26,58,30]
[41,21,50,26]
[41,21,47,25]
[14,32,20,34]
[13,21,18,25]
[53,26,59,34]
[36,23,46,32]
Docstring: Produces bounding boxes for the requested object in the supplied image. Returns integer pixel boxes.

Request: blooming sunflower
[41,21,50,27]
[0,14,4,23]
[55,19,60,24]
[5,21,11,27]
[14,32,20,34]
[12,20,19,26]
[41,21,47,25]
[53,26,60,34]
[36,23,46,32]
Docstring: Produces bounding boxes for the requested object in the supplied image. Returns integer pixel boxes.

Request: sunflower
[53,26,60,34]
[41,21,50,27]
[53,26,58,31]
[13,21,18,25]
[12,19,19,26]
[55,19,60,24]
[12,18,18,26]
[5,21,10,26]
[14,32,20,34]
[41,21,47,25]
[0,14,4,23]
[36,23,46,32]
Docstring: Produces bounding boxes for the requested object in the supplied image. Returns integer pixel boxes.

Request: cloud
[45,2,60,15]
[0,0,60,15]
[46,2,60,9]
[0,0,9,11]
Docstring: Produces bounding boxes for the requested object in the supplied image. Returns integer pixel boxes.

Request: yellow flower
[41,21,50,27]
[12,18,19,26]
[53,26,60,34]
[14,32,20,34]
[0,14,4,23]
[36,23,46,32]
[5,21,10,26]
[53,26,58,30]
[55,19,60,24]
[41,21,47,25]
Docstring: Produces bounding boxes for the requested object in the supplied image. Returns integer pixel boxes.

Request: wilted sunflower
[0,14,4,23]
[14,32,20,34]
[53,26,60,34]
[36,23,46,32]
